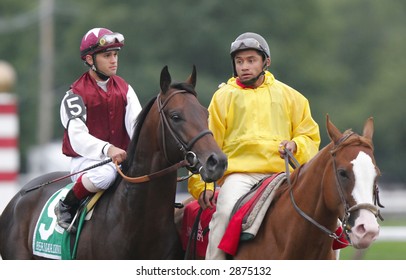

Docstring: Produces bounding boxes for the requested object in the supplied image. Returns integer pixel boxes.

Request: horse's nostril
[206,153,227,171]
[207,154,219,170]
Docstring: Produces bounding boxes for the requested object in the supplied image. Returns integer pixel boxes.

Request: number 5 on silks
[64,90,86,120]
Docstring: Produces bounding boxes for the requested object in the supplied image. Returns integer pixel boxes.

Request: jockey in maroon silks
[55,28,142,233]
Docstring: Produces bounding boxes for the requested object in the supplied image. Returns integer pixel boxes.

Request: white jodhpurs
[70,157,117,192]
[206,173,270,260]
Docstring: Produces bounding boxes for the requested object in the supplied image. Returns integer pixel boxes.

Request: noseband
[157,90,212,172]
[286,132,384,245]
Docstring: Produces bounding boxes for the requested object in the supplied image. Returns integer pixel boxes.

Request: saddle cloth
[181,192,218,258]
[32,184,74,259]
[32,185,103,260]
[181,173,285,258]
[218,172,286,255]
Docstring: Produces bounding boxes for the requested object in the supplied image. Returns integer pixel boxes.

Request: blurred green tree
[1,0,405,184]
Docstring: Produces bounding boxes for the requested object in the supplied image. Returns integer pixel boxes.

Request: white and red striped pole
[0,94,18,181]
[0,61,19,213]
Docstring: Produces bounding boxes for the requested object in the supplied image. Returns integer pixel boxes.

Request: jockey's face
[86,50,119,80]
[234,49,270,87]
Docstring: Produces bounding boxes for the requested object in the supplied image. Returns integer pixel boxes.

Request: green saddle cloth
[32,183,87,260]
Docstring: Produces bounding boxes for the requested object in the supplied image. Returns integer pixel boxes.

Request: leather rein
[116,90,212,183]
[284,133,384,245]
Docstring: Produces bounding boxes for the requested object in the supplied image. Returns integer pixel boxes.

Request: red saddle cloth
[218,174,279,255]
[181,193,218,258]
[180,174,279,258]
[181,173,278,257]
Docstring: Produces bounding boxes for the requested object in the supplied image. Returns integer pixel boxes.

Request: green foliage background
[1,0,405,185]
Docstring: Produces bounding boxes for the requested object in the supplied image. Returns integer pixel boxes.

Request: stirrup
[174,202,184,209]
[67,211,80,233]
[66,197,90,233]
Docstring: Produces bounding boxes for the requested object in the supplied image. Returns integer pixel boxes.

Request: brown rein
[115,159,189,183]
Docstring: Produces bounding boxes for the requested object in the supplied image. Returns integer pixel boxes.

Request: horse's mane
[123,96,157,172]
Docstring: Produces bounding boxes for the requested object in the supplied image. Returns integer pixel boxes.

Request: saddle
[218,173,286,255]
[181,172,286,258]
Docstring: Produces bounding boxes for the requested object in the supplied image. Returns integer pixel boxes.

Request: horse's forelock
[171,82,197,96]
[331,133,374,154]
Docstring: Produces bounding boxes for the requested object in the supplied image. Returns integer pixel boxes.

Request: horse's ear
[363,117,374,140]
[186,65,197,88]
[160,65,171,93]
[326,114,343,144]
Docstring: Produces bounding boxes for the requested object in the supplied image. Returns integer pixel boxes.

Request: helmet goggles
[97,32,124,47]
[230,38,267,56]
[81,32,124,58]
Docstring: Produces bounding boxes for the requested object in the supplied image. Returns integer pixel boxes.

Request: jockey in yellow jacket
[188,32,320,259]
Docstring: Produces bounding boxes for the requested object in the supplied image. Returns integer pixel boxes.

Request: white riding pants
[70,157,117,192]
[206,172,270,260]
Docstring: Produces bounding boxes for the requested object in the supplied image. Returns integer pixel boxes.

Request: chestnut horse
[233,115,382,259]
[178,115,383,259]
[0,65,227,259]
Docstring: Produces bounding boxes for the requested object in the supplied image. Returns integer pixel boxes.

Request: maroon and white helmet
[80,28,124,60]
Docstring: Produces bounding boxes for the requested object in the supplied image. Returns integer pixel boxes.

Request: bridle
[330,133,384,232]
[157,90,213,169]
[116,89,212,183]
[285,132,384,246]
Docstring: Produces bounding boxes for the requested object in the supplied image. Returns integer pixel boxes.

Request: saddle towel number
[64,91,86,119]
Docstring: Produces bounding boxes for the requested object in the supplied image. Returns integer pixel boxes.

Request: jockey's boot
[54,189,81,233]
[54,174,92,233]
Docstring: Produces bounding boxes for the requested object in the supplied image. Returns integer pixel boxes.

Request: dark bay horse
[233,115,382,259]
[177,115,382,260]
[0,65,227,259]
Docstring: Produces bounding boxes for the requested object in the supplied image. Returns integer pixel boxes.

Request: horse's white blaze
[351,151,376,204]
[349,151,380,248]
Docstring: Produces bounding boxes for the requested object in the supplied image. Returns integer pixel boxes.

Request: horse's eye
[338,169,349,179]
[170,113,181,122]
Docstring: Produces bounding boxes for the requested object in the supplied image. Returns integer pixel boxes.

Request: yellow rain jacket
[188,71,320,199]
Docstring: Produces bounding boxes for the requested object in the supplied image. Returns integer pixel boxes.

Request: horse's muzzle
[199,152,227,183]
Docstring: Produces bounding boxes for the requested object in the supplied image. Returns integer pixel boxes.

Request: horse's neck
[113,112,180,216]
[289,148,338,225]
[122,144,179,206]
